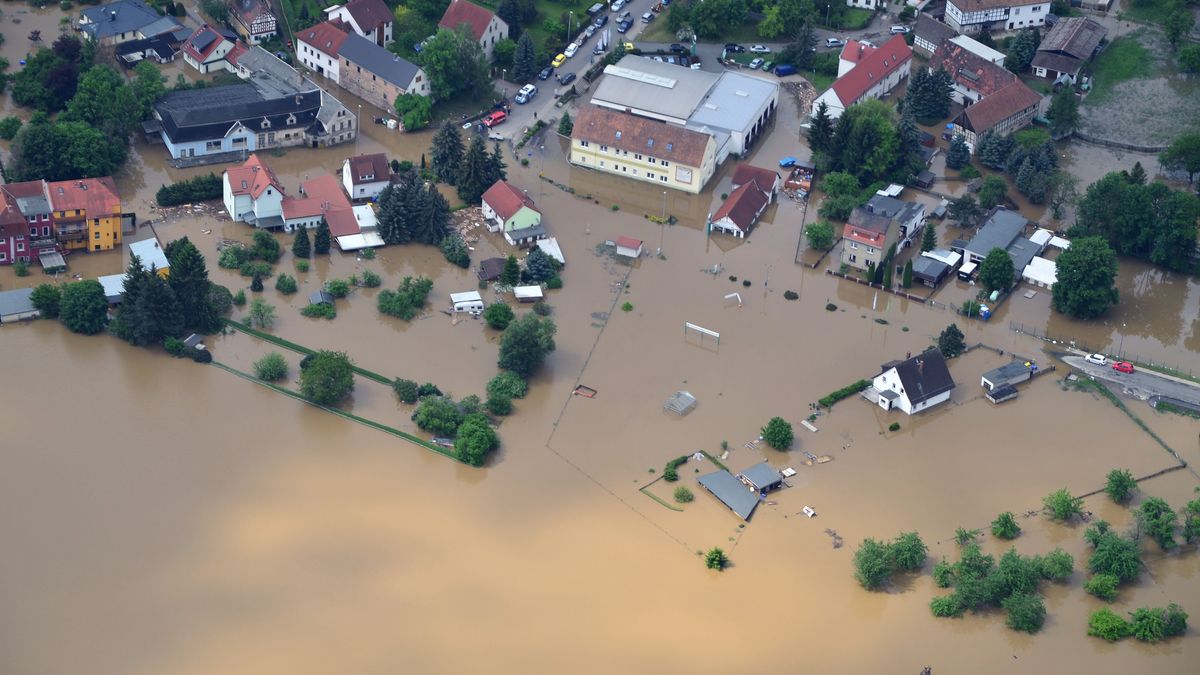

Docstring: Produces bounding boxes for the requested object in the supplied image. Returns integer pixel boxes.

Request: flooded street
[2,17,1200,674]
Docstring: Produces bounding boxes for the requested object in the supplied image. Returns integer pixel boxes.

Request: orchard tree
[979,247,1014,293]
[761,416,793,449]
[1043,488,1084,521]
[59,280,109,335]
[1052,236,1119,319]
[299,350,355,405]
[248,298,276,328]
[1104,469,1137,504]
[498,313,556,378]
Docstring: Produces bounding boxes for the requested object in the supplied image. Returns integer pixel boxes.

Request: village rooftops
[300,20,351,57]
[931,41,1015,98]
[616,236,643,251]
[573,105,713,169]
[1038,17,1106,59]
[840,40,878,68]
[346,153,389,186]
[226,154,285,199]
[338,32,423,88]
[731,164,780,192]
[333,0,394,33]
[438,0,497,41]
[958,79,1042,133]
[968,207,1029,255]
[880,349,956,406]
[80,0,182,42]
[183,24,237,62]
[698,470,761,520]
[983,361,1034,385]
[482,180,539,221]
[129,238,170,271]
[950,0,1046,10]
[231,0,273,25]
[47,177,122,215]
[154,85,324,143]
[3,181,51,215]
[915,13,956,47]
[685,71,779,135]
[831,35,912,107]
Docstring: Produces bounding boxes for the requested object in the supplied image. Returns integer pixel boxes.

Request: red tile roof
[438,0,496,41]
[573,105,713,168]
[482,180,538,221]
[346,153,390,186]
[931,41,1015,98]
[182,24,232,62]
[225,42,248,65]
[299,20,350,57]
[0,190,26,237]
[226,154,285,199]
[341,0,393,33]
[831,35,912,108]
[730,164,779,193]
[324,208,360,237]
[47,177,122,215]
[839,40,878,66]
[960,80,1042,133]
[711,180,769,233]
[3,180,49,201]
[616,236,643,250]
[282,174,354,234]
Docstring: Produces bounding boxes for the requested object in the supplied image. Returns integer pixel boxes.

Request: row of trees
[930,544,1073,633]
[376,172,452,246]
[975,128,1074,208]
[429,126,508,203]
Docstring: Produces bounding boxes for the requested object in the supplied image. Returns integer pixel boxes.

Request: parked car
[552,53,566,67]
[594,15,609,28]
[617,10,632,23]
[641,11,654,22]
[538,66,553,80]
[611,0,625,11]
[558,72,577,85]
[482,110,507,127]
[670,43,686,54]
[774,64,796,77]
[623,41,636,51]
[825,37,845,48]
[724,43,746,53]
[1112,361,1135,374]
[890,25,910,34]
[585,24,598,38]
[749,44,771,53]
[749,57,764,69]
[514,84,537,104]
[564,42,579,58]
[617,20,632,33]
[1085,353,1108,366]
[593,42,607,55]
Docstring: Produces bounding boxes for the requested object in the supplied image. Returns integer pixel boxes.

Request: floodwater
[3,22,1200,675]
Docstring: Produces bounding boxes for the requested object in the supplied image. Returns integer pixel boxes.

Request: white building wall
[298,41,341,81]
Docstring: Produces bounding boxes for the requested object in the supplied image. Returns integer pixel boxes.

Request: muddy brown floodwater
[2,20,1200,674]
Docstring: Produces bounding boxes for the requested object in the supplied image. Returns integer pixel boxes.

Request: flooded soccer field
[2,14,1200,672]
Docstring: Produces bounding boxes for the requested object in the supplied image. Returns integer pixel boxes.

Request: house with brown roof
[945,0,1050,34]
[481,180,544,247]
[298,20,352,80]
[931,41,1016,106]
[840,194,926,273]
[323,0,394,47]
[229,0,278,45]
[342,153,391,201]
[46,177,130,253]
[1,181,58,263]
[952,79,1042,152]
[811,35,912,119]
[438,0,508,60]
[730,164,780,198]
[837,40,878,78]
[283,174,355,234]
[1032,17,1106,82]
[570,105,717,194]
[710,179,772,239]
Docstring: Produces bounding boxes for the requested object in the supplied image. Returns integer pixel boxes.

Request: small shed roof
[912,256,950,281]
[98,273,128,302]
[129,238,170,272]
[739,462,782,491]
[697,470,760,520]
[921,248,962,267]
[183,333,203,348]
[309,290,335,304]
[537,237,565,265]
[450,291,483,304]
[335,231,385,251]
[513,285,544,301]
[478,257,506,281]
[1029,228,1053,248]
[983,361,1033,384]
[0,287,36,317]
[1022,256,1057,286]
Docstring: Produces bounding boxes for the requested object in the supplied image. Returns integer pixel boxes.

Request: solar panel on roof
[192,31,217,53]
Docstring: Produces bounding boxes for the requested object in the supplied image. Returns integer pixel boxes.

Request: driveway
[1062,355,1200,407]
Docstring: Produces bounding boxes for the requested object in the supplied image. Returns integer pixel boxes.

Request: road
[1062,355,1200,407]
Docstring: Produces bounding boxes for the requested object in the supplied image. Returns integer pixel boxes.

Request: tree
[275,274,298,294]
[299,350,355,405]
[1085,573,1120,601]
[1104,469,1137,504]
[992,512,1021,539]
[377,180,415,245]
[828,101,905,184]
[890,532,927,571]
[500,254,520,286]
[979,247,1014,293]
[250,272,264,293]
[947,194,981,228]
[414,396,464,435]
[114,257,183,347]
[945,135,971,170]
[292,226,311,259]
[808,101,835,156]
[1052,236,1119,319]
[1043,488,1083,521]
[1072,174,1199,271]
[59,280,108,335]
[977,176,1008,210]
[200,0,229,23]
[1185,494,1200,544]
[1160,132,1200,185]
[1135,496,1177,550]
[9,118,126,182]
[395,93,432,131]
[131,60,166,120]
[313,219,331,255]
[488,371,528,400]
[1046,88,1079,137]
[1130,607,1168,643]
[806,221,834,250]
[524,248,558,282]
[253,352,288,381]
[689,0,748,39]
[1015,158,1047,204]
[853,538,894,590]
[65,65,138,140]
[920,223,938,254]
[457,135,494,204]
[498,314,556,378]
[393,378,420,404]
[0,117,23,141]
[378,276,434,320]
[166,237,219,333]
[1088,608,1131,641]
[901,259,913,288]
[512,32,537,81]
[489,142,507,183]
[1003,593,1046,633]
[817,171,866,221]
[1088,531,1141,583]
[1165,6,1196,50]
[938,323,966,358]
[441,234,471,268]
[30,284,62,319]
[1038,549,1074,581]
[419,27,490,101]
[455,413,499,466]
[704,546,730,570]
[248,298,275,329]
[557,111,573,136]
[976,130,1014,170]
[325,279,351,299]
[483,302,514,330]
[761,417,794,449]
[1180,44,1200,74]
[1005,28,1040,73]
[1045,170,1079,220]
[430,124,465,185]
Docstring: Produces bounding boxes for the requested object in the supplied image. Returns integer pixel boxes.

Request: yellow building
[570,105,716,195]
[47,177,130,253]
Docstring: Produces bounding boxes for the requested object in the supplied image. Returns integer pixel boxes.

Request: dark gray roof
[697,470,760,520]
[966,208,1027,257]
[882,349,956,405]
[911,256,949,281]
[1006,237,1040,273]
[183,333,203,348]
[338,33,421,89]
[915,14,956,50]
[309,290,335,304]
[114,32,182,61]
[739,463,782,492]
[0,287,36,317]
[155,84,323,143]
[81,0,181,41]
[983,361,1033,383]
[1031,51,1083,76]
[15,194,51,215]
[478,257,505,281]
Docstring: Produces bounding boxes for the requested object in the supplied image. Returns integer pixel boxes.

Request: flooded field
[2,17,1200,674]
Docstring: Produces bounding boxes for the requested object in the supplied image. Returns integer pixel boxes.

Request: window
[0,252,5,261]
[27,216,35,223]
[849,241,858,249]
[600,145,608,152]
[41,214,49,221]
[30,228,37,236]
[662,161,670,168]
[1033,5,1041,11]
[647,173,655,180]
[866,247,875,254]
[648,158,656,164]
[634,153,642,160]
[94,232,100,240]
[206,140,223,151]
[599,161,605,167]
[580,140,589,147]
[42,226,50,236]
[659,176,667,183]
[16,242,25,251]
[849,254,857,263]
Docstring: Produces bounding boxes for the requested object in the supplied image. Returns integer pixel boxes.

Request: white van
[450,291,485,313]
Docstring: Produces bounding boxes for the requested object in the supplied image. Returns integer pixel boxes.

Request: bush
[930,595,964,617]
[890,532,927,571]
[954,528,980,546]
[1136,496,1178,551]
[377,276,434,320]
[704,547,728,571]
[621,301,633,312]
[219,246,250,269]
[1088,530,1142,583]
[938,324,966,358]
[253,352,288,381]
[413,396,464,436]
[1038,549,1074,581]
[546,276,563,289]
[484,302,515,330]
[1088,608,1131,641]
[806,221,834,250]
[1043,488,1083,521]
[853,538,894,590]
[960,164,981,179]
[191,348,212,363]
[663,466,678,482]
[251,230,281,263]
[156,173,222,206]
[532,301,552,316]
[487,371,528,400]
[1003,592,1046,633]
[274,273,297,294]
[485,393,513,415]
[393,378,419,404]
[933,558,956,588]
[418,382,442,398]
[360,269,382,288]
[240,261,273,278]
[818,380,870,407]
[360,247,375,260]
[761,416,793,449]
[454,413,499,466]
[233,289,247,306]
[29,284,62,319]
[441,234,471,268]
[888,422,901,432]
[325,279,351,298]
[1104,468,1137,504]
[295,260,310,273]
[1084,573,1120,601]
[674,486,694,503]
[991,512,1021,539]
[301,302,336,319]
[163,336,186,356]
[1130,607,1169,643]
[783,290,799,300]
[0,116,22,140]
[13,259,29,277]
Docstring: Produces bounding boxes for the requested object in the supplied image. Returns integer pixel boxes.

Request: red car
[1112,361,1135,374]
[482,110,507,127]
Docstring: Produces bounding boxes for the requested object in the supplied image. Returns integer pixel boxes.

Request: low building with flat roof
[698,470,762,520]
[591,57,720,125]
[685,71,779,159]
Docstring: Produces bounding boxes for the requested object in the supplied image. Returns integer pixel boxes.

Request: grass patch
[1119,0,1177,25]
[1086,35,1153,104]
[806,70,836,92]
[640,484,685,511]
[1155,400,1200,419]
[817,8,873,31]
[641,13,762,44]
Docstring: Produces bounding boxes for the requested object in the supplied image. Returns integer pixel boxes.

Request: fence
[824,269,930,303]
[1008,321,1199,378]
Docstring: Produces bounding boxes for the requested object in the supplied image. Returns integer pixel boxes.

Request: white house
[323,0,394,47]
[438,0,509,60]
[812,35,912,119]
[297,20,347,80]
[615,236,644,259]
[222,154,286,229]
[180,24,240,74]
[481,180,544,247]
[872,349,956,415]
[709,178,771,238]
[846,0,883,7]
[342,153,390,201]
[945,0,1051,34]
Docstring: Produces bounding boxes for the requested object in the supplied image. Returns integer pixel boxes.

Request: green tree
[498,313,556,378]
[524,248,558,282]
[0,116,23,140]
[1130,606,1168,643]
[977,176,1008,210]
[1005,29,1040,73]
[976,130,1014,170]
[1088,531,1141,583]
[933,558,956,588]
[441,233,471,268]
[512,32,537,82]
[378,276,434,320]
[65,64,138,139]
[674,486,694,503]
[253,352,288,381]
[853,538,894,590]
[455,413,499,466]
[890,532,927,571]
[410,182,451,245]
[829,100,903,184]
[1088,608,1131,641]
[419,27,491,101]
[817,171,867,221]
[457,134,493,204]
[991,512,1021,540]
[430,124,465,185]
[487,371,528,400]
[1052,236,1119,319]
[10,119,125,182]
[59,280,108,335]
[393,378,420,404]
[394,93,432,131]
[30,284,62,319]
[1160,132,1200,185]
[1104,469,1137,504]
[274,273,297,294]
[325,279,351,299]
[1073,174,1199,271]
[920,222,938,254]
[377,179,416,245]
[901,259,913,288]
[808,100,834,156]
[1184,494,1200,544]
[500,254,521,286]
[1043,488,1083,521]
[1179,44,1200,74]
[761,416,794,449]
[1003,592,1046,633]
[248,298,275,329]
[979,247,1014,293]
[557,111,573,136]
[689,0,748,39]
[1038,549,1074,581]
[414,396,464,435]
[1135,496,1178,550]
[806,221,834,250]
[299,350,355,405]
[250,272,264,293]
[945,135,971,170]
[1046,88,1079,137]
[483,302,514,330]
[1164,6,1196,50]
[200,0,228,22]
[313,219,331,255]
[704,546,730,570]
[292,226,311,259]
[165,237,220,333]
[131,60,166,120]
[947,194,982,228]
[1084,573,1120,601]
[938,323,966,358]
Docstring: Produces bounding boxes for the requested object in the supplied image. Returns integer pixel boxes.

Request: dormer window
[261,119,271,129]
[286,114,297,125]
[359,174,374,181]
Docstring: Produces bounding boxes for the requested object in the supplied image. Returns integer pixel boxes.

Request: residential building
[811,35,912,119]
[950,79,1041,151]
[0,192,31,265]
[46,177,130,253]
[438,0,509,60]
[283,174,355,234]
[297,20,350,80]
[931,40,1016,105]
[872,349,956,415]
[78,0,182,45]
[222,154,286,228]
[181,24,240,74]
[0,288,39,323]
[709,177,772,238]
[2,181,58,262]
[229,0,278,45]
[298,21,430,112]
[128,237,170,277]
[151,47,356,163]
[949,34,1007,66]
[739,463,784,493]
[838,40,877,78]
[730,164,781,198]
[1031,17,1106,82]
[342,153,391,201]
[324,0,394,47]
[697,470,762,520]
[114,27,191,66]
[961,207,1040,275]
[570,105,718,194]
[840,194,925,272]
[914,14,958,57]
[482,180,544,247]
[944,0,1050,34]
[845,0,884,8]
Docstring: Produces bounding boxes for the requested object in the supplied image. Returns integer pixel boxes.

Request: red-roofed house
[481,180,545,247]
[181,24,239,74]
[730,164,780,198]
[46,177,130,253]
[615,236,644,258]
[223,154,287,229]
[710,179,772,238]
[342,153,391,201]
[0,189,31,265]
[811,35,912,119]
[438,0,508,60]
[324,0,394,47]
[1,181,58,262]
[838,40,878,77]
[297,20,351,79]
[282,174,355,233]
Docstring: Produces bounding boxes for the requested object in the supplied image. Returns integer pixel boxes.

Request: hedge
[156,173,222,206]
[819,379,871,408]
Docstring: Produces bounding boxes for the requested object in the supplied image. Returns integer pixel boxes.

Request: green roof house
[481,180,545,247]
